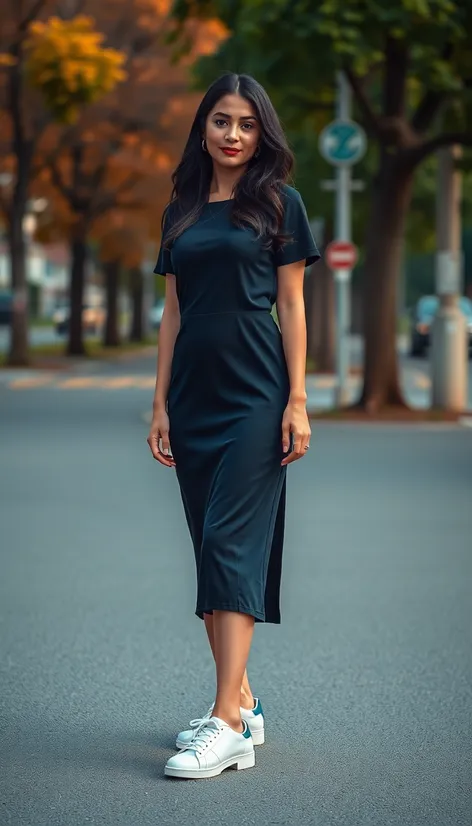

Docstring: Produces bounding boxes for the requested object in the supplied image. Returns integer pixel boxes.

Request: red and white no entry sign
[325,240,358,271]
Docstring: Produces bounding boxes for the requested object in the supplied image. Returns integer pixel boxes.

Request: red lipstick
[220,147,241,156]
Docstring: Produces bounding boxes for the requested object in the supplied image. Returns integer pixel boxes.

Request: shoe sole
[165,750,255,779]
[175,726,264,750]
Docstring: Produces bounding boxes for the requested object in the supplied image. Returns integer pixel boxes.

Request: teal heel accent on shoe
[253,697,263,717]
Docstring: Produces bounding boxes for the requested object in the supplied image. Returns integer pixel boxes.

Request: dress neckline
[205,198,233,205]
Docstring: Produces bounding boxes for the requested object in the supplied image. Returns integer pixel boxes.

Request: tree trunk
[128,266,144,342]
[358,156,414,412]
[103,260,121,347]
[67,235,88,356]
[7,34,34,367]
[7,206,30,366]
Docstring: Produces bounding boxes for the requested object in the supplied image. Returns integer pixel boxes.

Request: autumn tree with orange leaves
[0,1,127,364]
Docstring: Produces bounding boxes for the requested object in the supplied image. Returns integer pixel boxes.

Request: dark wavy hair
[162,73,294,250]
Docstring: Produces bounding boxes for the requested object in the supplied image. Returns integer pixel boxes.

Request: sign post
[319,72,366,405]
[325,241,358,272]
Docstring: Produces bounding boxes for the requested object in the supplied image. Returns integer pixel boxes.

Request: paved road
[1,358,471,826]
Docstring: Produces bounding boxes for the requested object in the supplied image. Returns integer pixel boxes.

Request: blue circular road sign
[319,119,367,167]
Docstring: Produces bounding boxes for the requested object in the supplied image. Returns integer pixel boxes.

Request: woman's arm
[147,274,180,467]
[276,260,311,464]
[152,274,180,414]
[276,260,308,403]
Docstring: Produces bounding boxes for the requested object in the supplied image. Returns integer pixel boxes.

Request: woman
[147,73,320,780]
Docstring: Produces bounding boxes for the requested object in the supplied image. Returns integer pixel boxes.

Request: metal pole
[430,146,467,410]
[335,71,351,406]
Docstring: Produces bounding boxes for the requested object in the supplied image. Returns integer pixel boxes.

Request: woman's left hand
[281,399,311,466]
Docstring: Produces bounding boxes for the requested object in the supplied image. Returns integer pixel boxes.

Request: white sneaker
[165,716,255,779]
[175,697,265,749]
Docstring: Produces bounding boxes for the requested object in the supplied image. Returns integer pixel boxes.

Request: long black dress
[154,184,320,623]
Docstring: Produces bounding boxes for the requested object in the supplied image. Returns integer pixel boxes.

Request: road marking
[8,374,56,389]
[96,377,137,388]
[7,374,156,390]
[55,377,103,389]
[129,377,155,388]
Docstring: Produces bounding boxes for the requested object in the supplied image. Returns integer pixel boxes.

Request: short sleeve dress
[154,184,320,623]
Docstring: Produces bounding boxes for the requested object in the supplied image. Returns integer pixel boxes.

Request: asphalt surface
[1,354,472,826]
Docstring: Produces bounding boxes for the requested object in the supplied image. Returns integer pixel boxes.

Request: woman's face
[204,93,261,169]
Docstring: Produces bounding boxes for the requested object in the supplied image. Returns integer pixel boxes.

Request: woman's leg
[211,609,255,731]
[203,612,217,658]
[203,612,255,709]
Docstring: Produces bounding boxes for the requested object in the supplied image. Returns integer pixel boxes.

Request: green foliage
[170,0,472,256]
[170,0,472,149]
[172,0,471,102]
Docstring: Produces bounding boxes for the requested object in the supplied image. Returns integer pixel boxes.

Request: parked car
[0,291,12,325]
[410,295,472,356]
[149,298,165,329]
[53,304,106,335]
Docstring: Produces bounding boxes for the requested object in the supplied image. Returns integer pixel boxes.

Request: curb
[0,344,155,375]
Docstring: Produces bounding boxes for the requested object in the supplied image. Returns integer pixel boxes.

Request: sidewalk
[305,365,433,412]
[2,336,471,415]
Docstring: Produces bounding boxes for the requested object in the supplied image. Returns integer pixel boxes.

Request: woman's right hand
[147,409,176,468]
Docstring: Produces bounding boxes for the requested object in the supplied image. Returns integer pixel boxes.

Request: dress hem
[195,603,277,624]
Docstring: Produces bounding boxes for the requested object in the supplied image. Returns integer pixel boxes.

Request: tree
[0,2,126,365]
[0,0,53,367]
[25,14,126,122]
[36,118,158,355]
[170,0,472,412]
[93,201,165,348]
[29,10,132,355]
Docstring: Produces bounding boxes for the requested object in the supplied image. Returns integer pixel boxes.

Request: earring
[201,138,207,152]
[254,145,261,158]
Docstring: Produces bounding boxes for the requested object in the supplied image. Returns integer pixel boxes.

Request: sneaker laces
[179,718,223,755]
[187,703,214,730]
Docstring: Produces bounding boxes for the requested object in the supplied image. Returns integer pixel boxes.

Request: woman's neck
[209,163,246,200]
